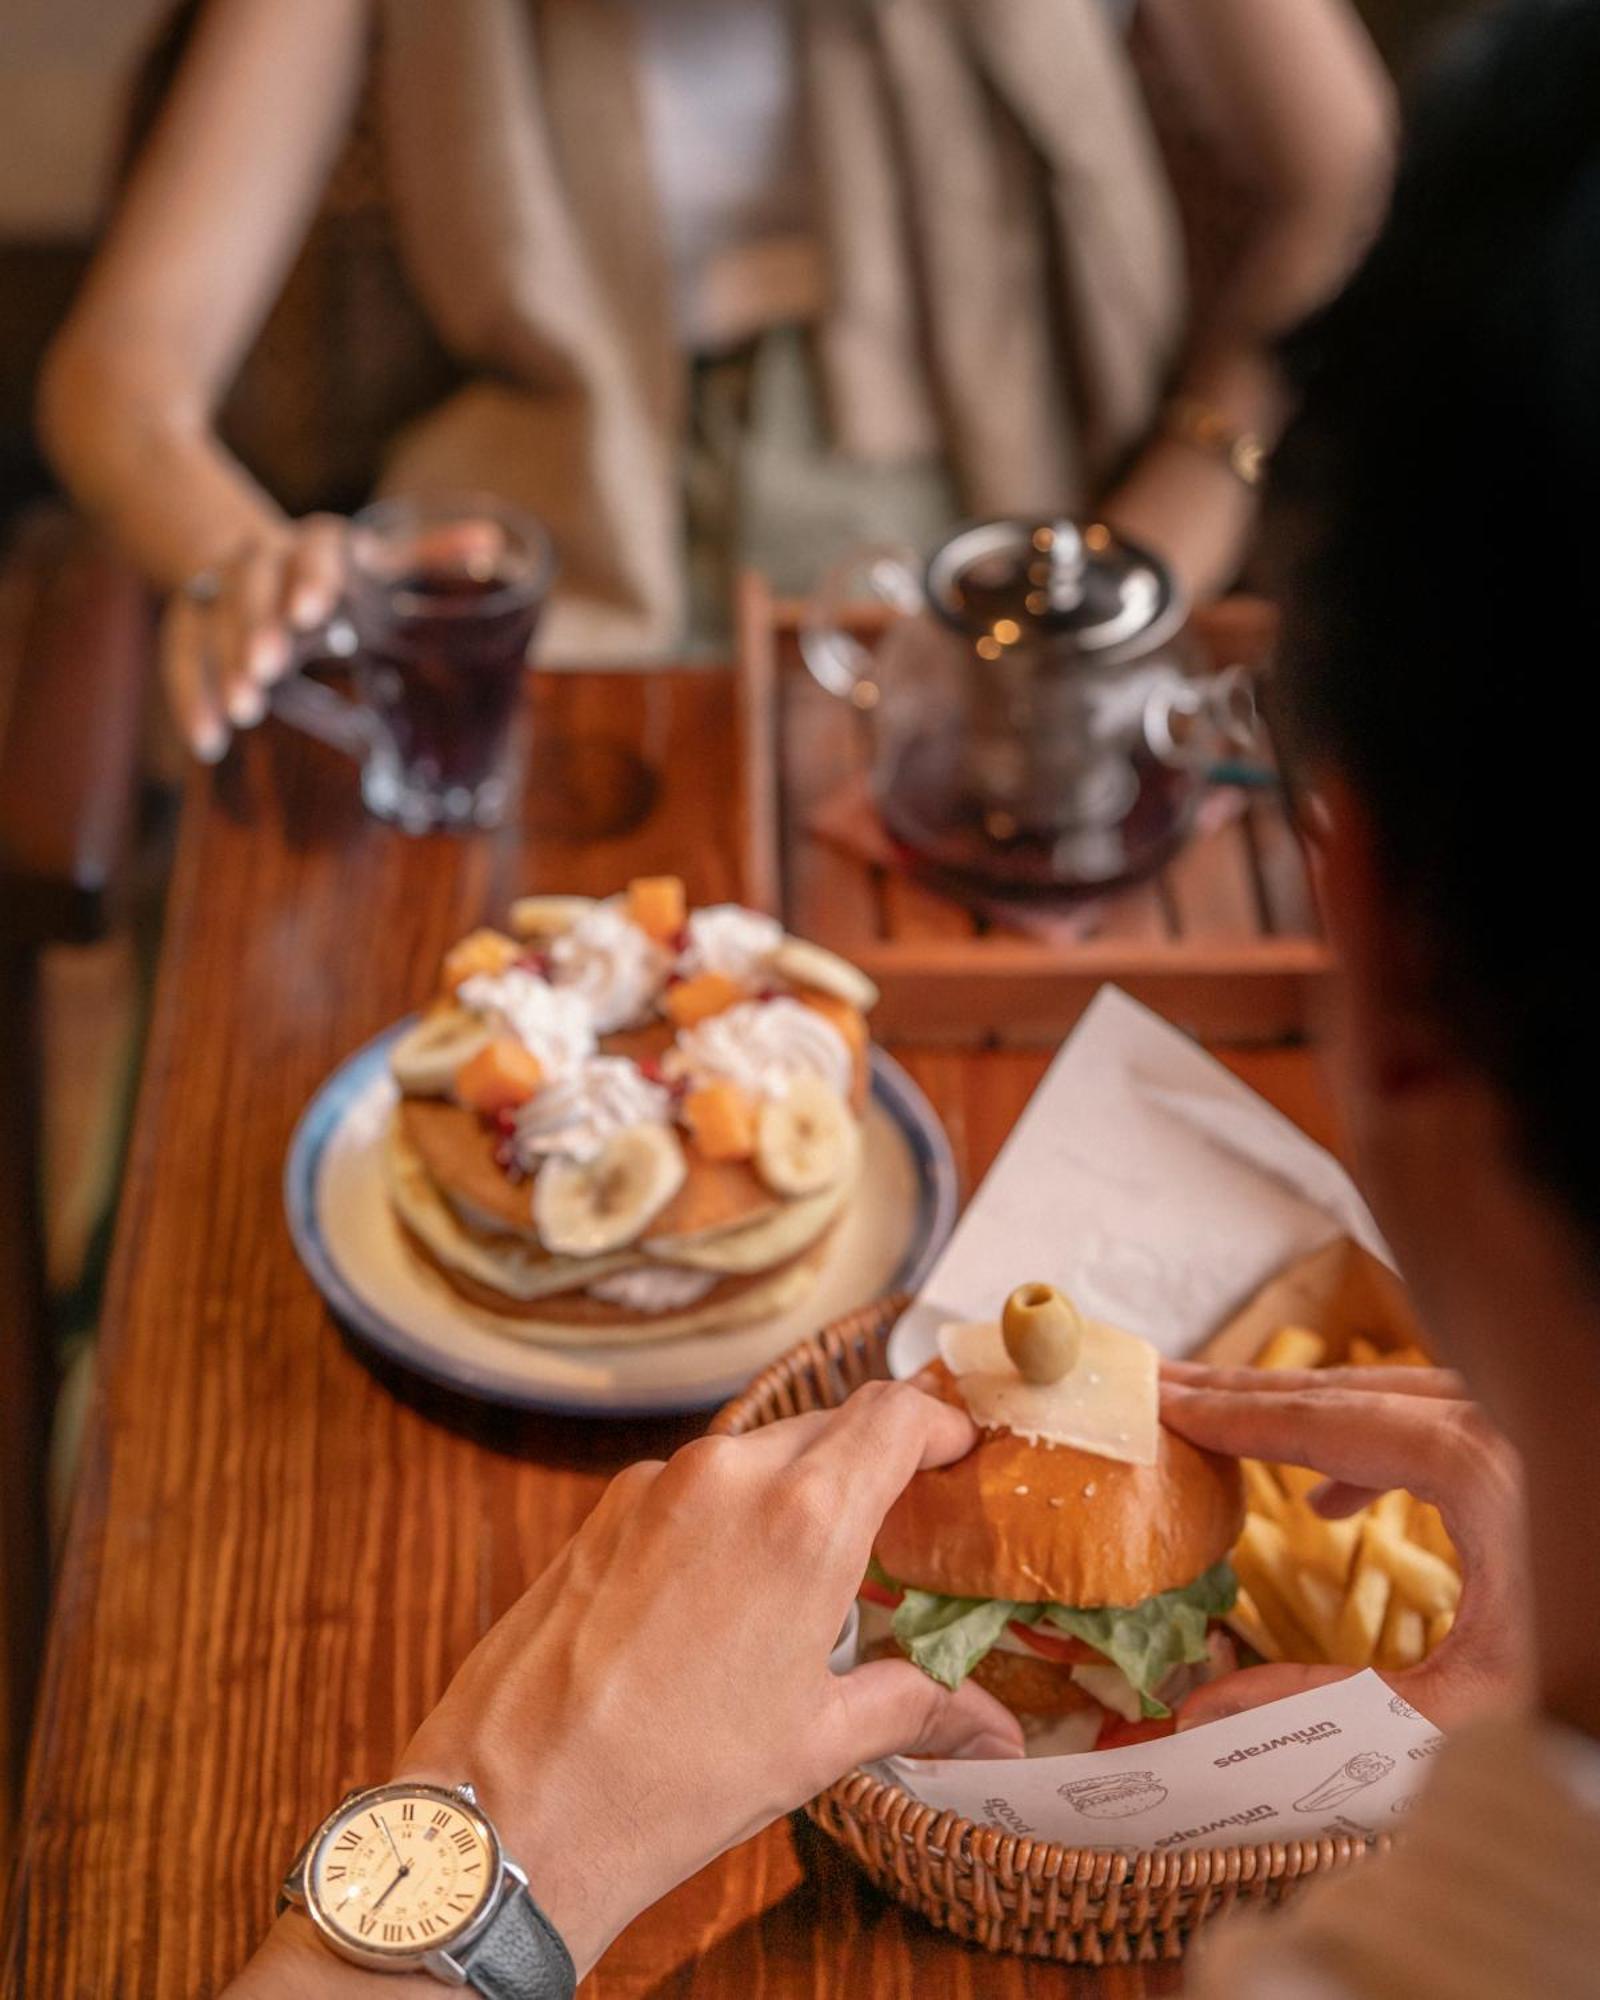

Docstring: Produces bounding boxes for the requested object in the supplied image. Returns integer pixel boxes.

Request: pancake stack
[384,879,880,1344]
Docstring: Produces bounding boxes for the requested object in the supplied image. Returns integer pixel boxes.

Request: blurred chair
[0,505,150,1849]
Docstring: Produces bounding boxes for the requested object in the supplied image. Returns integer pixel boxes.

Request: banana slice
[534,1126,687,1257]
[755,1075,857,1197]
[391,1008,492,1096]
[509,894,596,940]
[771,937,879,1012]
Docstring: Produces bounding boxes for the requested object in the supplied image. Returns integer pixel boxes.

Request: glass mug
[271,494,556,833]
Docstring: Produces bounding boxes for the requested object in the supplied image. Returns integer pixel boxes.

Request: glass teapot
[799,516,1259,893]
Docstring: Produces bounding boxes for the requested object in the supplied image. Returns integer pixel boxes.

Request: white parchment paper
[882,1674,1441,1851]
[889,986,1391,1377]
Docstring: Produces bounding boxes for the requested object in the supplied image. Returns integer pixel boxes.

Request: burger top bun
[874,1362,1244,1609]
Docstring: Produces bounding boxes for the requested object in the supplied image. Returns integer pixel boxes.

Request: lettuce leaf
[890,1591,1028,1689]
[1039,1562,1237,1717]
[883,1561,1236,1717]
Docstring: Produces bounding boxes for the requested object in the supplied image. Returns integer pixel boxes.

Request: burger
[861,1286,1244,1753]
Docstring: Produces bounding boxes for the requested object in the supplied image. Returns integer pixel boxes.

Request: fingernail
[228,685,266,728]
[250,632,291,681]
[288,591,325,630]
[194,728,226,765]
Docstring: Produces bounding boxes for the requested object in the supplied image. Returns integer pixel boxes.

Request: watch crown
[454,1781,479,1806]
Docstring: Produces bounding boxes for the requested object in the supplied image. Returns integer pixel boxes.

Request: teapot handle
[798,543,925,707]
[1144,662,1270,777]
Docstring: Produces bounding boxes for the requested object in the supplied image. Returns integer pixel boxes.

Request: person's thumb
[828,1658,1026,1767]
[1176,1663,1353,1732]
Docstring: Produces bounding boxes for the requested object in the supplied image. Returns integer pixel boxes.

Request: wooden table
[4,670,1334,1998]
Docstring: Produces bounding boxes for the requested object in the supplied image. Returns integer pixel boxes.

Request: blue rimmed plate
[285,1023,957,1416]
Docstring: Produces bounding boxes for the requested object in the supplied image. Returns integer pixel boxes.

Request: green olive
[1001,1282,1086,1384]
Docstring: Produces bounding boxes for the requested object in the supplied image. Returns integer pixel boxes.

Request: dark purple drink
[342,499,555,831]
[352,571,542,795]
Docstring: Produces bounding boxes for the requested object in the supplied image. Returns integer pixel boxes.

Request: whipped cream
[678,905,782,986]
[513,1056,672,1166]
[669,998,852,1103]
[550,903,670,1034]
[586,1266,719,1312]
[456,969,595,1081]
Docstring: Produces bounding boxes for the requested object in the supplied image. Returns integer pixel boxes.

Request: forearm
[1101,203,1382,598]
[38,338,285,590]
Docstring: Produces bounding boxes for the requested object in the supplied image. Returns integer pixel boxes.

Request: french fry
[1409,1498,1457,1566]
[1278,1463,1325,1504]
[1225,1587,1284,1665]
[1231,1309,1461,1676]
[1283,1503,1361,1587]
[1257,1326,1327,1372]
[1330,1541,1391,1668]
[1295,1570,1344,1655]
[1233,1549,1318,1662]
[1378,1597,1427,1671]
[1241,1458,1287,1522]
[1368,1488,1410,1532]
[1365,1520,1462,1619]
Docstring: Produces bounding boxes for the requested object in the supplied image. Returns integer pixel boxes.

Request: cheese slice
[936,1317,1159,1467]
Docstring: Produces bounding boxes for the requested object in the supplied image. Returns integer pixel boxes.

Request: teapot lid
[926,517,1186,664]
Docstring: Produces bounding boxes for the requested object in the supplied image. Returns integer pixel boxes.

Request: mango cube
[456,1038,544,1116]
[663,971,745,1028]
[442,928,521,994]
[626,875,687,942]
[798,990,868,1060]
[683,1080,757,1161]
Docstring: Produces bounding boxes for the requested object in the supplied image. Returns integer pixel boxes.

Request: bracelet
[1162,396,1268,490]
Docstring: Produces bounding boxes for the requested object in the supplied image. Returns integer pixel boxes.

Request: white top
[630,0,1137,352]
[629,0,824,351]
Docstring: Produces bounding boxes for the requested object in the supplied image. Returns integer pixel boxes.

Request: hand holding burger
[232,1380,1022,1996]
[862,1286,1246,1752]
[1159,1360,1533,1729]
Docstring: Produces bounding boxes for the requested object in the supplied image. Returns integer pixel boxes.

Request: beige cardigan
[373,0,1186,659]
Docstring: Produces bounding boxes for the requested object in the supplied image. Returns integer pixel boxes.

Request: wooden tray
[735,573,1331,1045]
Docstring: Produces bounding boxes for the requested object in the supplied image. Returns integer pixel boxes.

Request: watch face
[308,1784,497,1962]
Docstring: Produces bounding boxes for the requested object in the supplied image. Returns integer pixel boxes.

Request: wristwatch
[281,1779,575,1995]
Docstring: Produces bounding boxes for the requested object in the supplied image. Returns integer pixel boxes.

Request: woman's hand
[389,1382,1020,1975]
[1160,1361,1534,1731]
[163,514,346,761]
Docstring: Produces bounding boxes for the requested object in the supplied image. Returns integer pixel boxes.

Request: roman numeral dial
[309,1787,496,1959]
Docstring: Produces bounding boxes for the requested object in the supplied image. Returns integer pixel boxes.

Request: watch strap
[458,1877,576,2000]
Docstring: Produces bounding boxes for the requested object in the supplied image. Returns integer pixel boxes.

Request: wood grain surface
[3,669,1333,1997]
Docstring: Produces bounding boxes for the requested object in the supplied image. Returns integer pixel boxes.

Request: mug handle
[798,543,925,707]
[267,615,380,761]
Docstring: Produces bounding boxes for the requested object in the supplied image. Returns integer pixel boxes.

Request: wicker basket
[710,1294,1386,1963]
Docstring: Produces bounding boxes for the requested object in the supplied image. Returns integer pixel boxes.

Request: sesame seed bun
[874,1362,1244,1609]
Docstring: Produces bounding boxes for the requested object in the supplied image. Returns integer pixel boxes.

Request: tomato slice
[857,1577,903,1611]
[1006,1620,1103,1667]
[1094,1713,1175,1752]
